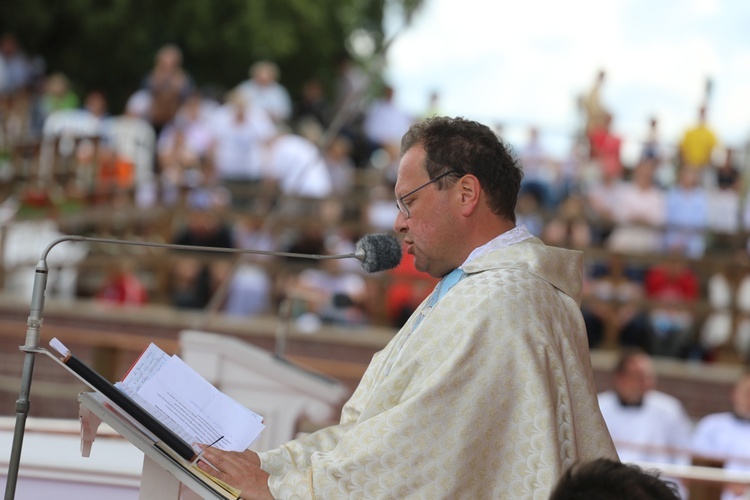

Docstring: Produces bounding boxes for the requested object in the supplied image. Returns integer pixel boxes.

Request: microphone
[353,233,403,273]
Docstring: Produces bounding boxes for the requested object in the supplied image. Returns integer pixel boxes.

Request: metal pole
[4,260,48,500]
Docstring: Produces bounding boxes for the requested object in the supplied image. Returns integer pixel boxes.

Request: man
[598,349,692,465]
[690,373,750,500]
[198,116,617,498]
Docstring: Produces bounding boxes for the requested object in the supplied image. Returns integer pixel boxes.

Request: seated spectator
[157,93,213,205]
[96,259,148,305]
[541,194,591,249]
[205,89,277,209]
[608,159,665,255]
[581,254,649,349]
[550,458,680,500]
[362,84,412,154]
[265,124,333,197]
[170,206,234,309]
[292,78,330,129]
[38,72,80,123]
[237,60,292,124]
[82,89,109,120]
[598,349,692,497]
[0,33,32,97]
[664,167,708,258]
[223,262,272,317]
[0,33,38,136]
[93,143,136,206]
[124,88,152,120]
[584,167,622,246]
[323,133,356,195]
[285,234,369,328]
[223,214,276,317]
[690,372,750,500]
[644,256,700,358]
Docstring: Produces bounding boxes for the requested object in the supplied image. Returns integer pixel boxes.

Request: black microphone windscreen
[355,234,403,273]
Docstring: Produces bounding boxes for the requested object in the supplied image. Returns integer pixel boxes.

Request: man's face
[393,145,458,278]
[732,376,750,419]
[614,355,656,404]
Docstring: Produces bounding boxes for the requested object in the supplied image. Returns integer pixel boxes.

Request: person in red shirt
[587,112,623,179]
[96,260,148,305]
[644,256,699,358]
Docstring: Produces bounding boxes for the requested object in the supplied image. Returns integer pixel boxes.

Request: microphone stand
[3,234,361,500]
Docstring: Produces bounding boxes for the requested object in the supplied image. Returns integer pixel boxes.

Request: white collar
[461,225,533,268]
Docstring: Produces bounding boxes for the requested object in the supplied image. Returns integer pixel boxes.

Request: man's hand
[197,447,272,500]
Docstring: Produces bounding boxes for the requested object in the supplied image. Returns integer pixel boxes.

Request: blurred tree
[0,0,424,112]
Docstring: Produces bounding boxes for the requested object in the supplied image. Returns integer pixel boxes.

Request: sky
[382,0,750,163]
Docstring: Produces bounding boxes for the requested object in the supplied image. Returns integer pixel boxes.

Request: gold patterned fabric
[259,237,617,499]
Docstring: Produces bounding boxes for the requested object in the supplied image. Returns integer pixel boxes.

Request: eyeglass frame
[396,170,459,219]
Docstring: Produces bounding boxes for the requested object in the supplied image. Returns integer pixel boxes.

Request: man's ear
[458,174,481,215]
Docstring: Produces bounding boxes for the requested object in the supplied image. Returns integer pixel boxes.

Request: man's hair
[400,116,523,222]
[549,459,680,500]
[613,347,649,375]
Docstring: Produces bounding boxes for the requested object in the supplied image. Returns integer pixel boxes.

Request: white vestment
[598,389,692,465]
[691,412,750,500]
[259,237,617,499]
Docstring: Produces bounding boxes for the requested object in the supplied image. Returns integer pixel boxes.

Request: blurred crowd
[2,35,750,364]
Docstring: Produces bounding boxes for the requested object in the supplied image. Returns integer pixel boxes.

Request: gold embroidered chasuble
[259,237,617,499]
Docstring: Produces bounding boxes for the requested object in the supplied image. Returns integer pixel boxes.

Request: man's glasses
[396,170,457,219]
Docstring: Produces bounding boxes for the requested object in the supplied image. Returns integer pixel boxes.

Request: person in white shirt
[263,131,333,200]
[607,159,666,254]
[205,90,277,209]
[598,349,692,464]
[363,84,412,151]
[236,60,292,124]
[691,373,750,500]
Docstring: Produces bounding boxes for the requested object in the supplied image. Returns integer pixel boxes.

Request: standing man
[198,116,617,499]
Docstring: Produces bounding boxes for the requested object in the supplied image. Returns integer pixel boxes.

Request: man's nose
[393,211,407,233]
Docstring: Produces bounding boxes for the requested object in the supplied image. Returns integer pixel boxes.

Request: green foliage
[0,0,419,113]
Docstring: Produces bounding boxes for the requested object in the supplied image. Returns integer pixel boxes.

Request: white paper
[120,343,170,391]
[115,343,264,453]
[116,383,196,444]
[137,355,264,452]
